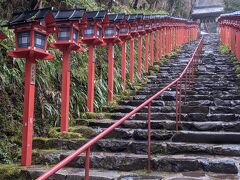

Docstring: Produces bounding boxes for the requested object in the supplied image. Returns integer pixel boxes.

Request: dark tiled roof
[7,7,55,26]
[108,14,125,23]
[53,9,86,21]
[86,10,107,21]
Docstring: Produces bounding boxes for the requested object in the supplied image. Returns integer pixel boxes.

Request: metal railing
[37,36,204,180]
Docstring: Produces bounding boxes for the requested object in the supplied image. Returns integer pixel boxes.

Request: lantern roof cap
[86,10,107,21]
[108,13,125,22]
[53,9,86,21]
[6,7,55,27]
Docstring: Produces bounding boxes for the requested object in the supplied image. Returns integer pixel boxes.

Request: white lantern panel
[18,31,30,48]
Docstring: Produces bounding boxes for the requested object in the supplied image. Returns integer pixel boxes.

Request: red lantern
[6,7,55,166]
[82,10,108,112]
[50,9,86,132]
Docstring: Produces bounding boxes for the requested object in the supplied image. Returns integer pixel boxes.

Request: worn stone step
[111,105,209,114]
[60,152,238,174]
[96,128,175,141]
[132,94,240,101]
[172,131,240,144]
[26,167,141,180]
[106,112,239,122]
[33,138,240,157]
[118,99,214,107]
[31,151,239,174]
[78,119,240,132]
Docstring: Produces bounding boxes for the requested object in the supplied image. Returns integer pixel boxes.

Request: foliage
[224,0,240,12]
[219,44,230,54]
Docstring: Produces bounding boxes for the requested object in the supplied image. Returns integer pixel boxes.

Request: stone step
[172,131,240,144]
[132,94,240,101]
[26,167,141,180]
[112,105,240,114]
[77,119,240,132]
[33,138,240,157]
[56,152,238,174]
[106,112,239,122]
[110,105,210,114]
[118,99,214,107]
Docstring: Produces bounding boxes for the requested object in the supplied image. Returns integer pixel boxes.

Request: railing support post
[85,148,91,180]
[175,81,179,131]
[147,102,152,173]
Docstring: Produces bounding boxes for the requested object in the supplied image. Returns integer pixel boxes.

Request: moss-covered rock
[48,128,84,139]
[0,164,25,180]
[69,126,97,138]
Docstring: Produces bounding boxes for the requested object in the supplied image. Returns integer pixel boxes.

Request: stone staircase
[27,34,240,179]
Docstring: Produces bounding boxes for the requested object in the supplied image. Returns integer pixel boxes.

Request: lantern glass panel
[84,26,94,37]
[34,32,46,50]
[104,27,114,37]
[58,27,71,40]
[73,29,78,42]
[119,28,128,34]
[138,25,143,30]
[18,31,30,48]
[130,26,136,32]
[145,24,150,29]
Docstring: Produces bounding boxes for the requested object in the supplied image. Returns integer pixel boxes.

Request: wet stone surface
[30,34,240,179]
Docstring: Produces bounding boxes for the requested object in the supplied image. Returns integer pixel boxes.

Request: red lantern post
[119,15,131,90]
[50,9,86,132]
[6,7,55,166]
[127,14,139,83]
[136,14,145,78]
[82,11,108,112]
[143,15,152,73]
[102,14,123,102]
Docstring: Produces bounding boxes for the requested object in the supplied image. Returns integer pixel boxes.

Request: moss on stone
[219,44,230,54]
[48,128,84,139]
[0,164,25,180]
[69,126,97,138]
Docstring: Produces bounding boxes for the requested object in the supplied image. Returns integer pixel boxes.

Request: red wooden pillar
[166,27,170,54]
[138,36,142,77]
[223,26,227,45]
[145,33,149,73]
[21,56,36,166]
[60,48,71,132]
[230,28,235,54]
[87,45,95,112]
[237,30,240,60]
[108,43,114,102]
[150,32,154,66]
[170,27,173,51]
[162,28,166,56]
[236,31,240,60]
[121,42,127,90]
[130,38,135,83]
[155,30,159,62]
[159,29,162,59]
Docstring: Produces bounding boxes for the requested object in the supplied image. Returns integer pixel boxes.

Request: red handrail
[37,36,204,180]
